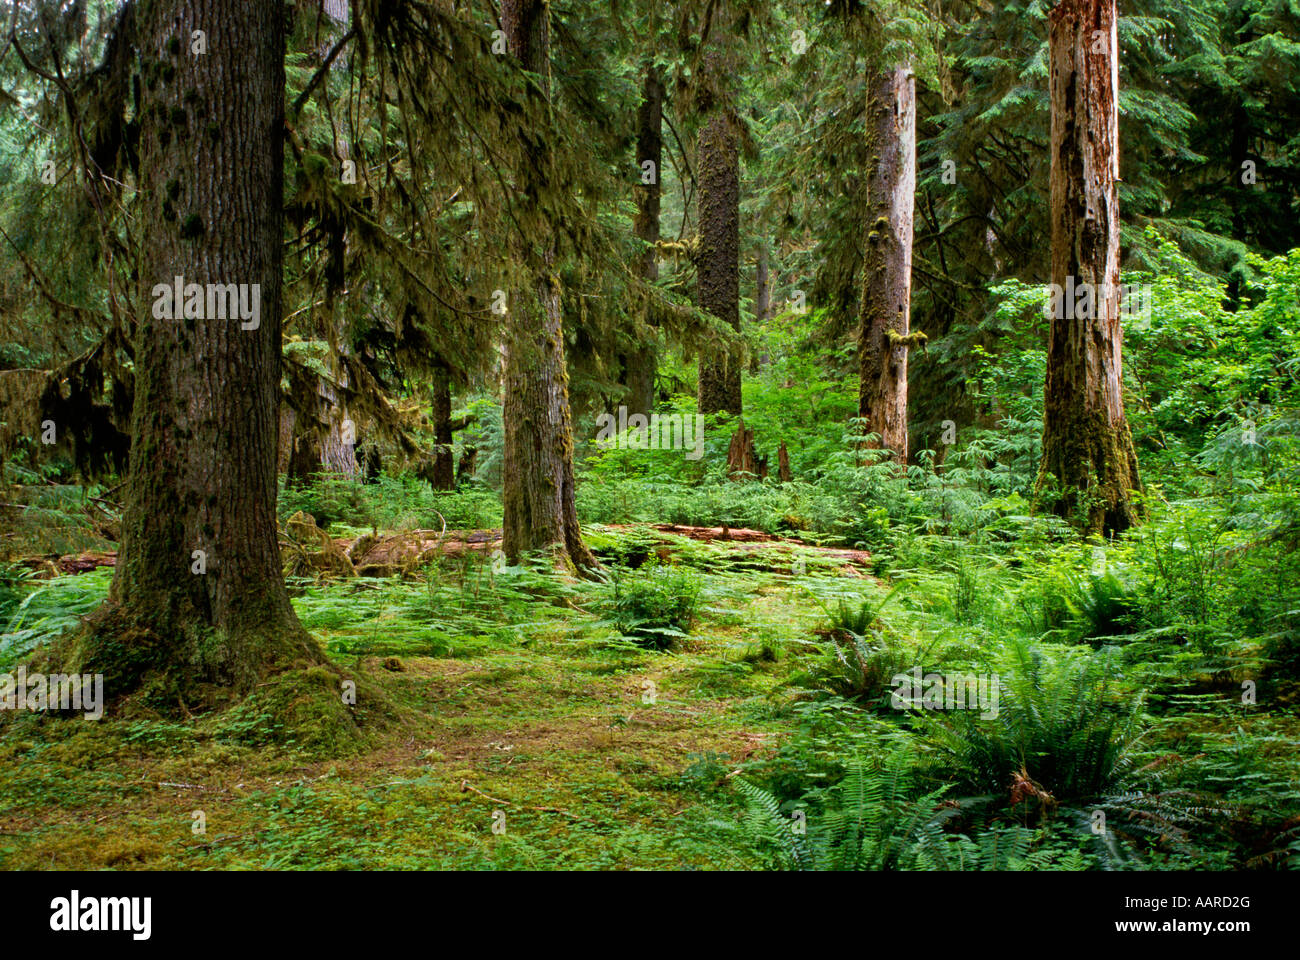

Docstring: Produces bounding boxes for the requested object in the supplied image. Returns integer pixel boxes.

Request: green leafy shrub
[737,755,1086,870]
[599,562,703,649]
[917,639,1145,809]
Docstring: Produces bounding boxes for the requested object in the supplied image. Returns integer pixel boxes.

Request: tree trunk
[456,446,478,486]
[79,0,321,695]
[751,242,770,374]
[1039,0,1141,537]
[858,63,916,462]
[777,440,792,483]
[621,63,662,416]
[429,362,455,491]
[319,371,356,476]
[499,0,597,571]
[696,109,742,417]
[726,419,766,480]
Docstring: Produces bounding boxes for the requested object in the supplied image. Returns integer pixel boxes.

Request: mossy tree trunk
[499,0,597,571]
[696,107,742,418]
[858,63,916,462]
[621,63,663,417]
[77,0,322,695]
[429,360,455,491]
[1039,0,1141,536]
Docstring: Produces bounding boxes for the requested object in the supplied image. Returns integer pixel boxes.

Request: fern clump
[916,639,1145,812]
[598,561,703,649]
[791,587,948,708]
[737,753,1089,870]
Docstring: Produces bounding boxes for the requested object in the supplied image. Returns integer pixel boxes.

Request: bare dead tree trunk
[858,63,917,462]
[1039,0,1141,536]
[777,441,792,483]
[726,419,767,480]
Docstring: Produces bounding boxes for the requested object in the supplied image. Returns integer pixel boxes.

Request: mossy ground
[4,522,1297,870]
[0,536,826,870]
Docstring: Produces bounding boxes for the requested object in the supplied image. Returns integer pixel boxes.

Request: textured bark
[277,406,296,477]
[726,420,766,480]
[499,0,597,571]
[1039,0,1141,536]
[429,362,455,491]
[456,446,478,486]
[319,372,356,476]
[777,440,792,483]
[857,63,917,462]
[696,112,742,416]
[83,0,320,692]
[620,64,663,416]
[751,242,770,374]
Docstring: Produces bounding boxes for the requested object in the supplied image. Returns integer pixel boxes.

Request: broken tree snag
[1039,0,1141,537]
[858,61,917,463]
[726,419,767,480]
[777,441,792,483]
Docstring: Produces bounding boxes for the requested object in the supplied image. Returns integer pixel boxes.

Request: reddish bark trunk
[1039,0,1141,536]
[858,63,917,462]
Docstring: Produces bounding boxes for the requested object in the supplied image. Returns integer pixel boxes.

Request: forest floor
[4,518,1298,870]
[0,527,851,870]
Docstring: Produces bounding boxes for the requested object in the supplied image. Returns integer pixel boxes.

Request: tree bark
[1039,0,1141,536]
[726,419,766,480]
[777,440,792,483]
[696,75,742,417]
[620,63,663,416]
[751,241,770,374]
[429,361,455,491]
[80,0,321,694]
[857,63,917,462]
[499,0,597,571]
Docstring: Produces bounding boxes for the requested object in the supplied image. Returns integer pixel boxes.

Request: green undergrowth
[2,515,1298,870]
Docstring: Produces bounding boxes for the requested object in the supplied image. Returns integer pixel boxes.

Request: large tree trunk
[751,241,770,374]
[858,63,917,462]
[1039,0,1141,536]
[499,0,597,571]
[428,361,455,491]
[79,0,321,694]
[620,63,663,416]
[696,108,742,417]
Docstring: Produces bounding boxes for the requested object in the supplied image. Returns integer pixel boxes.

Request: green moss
[180,214,204,240]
